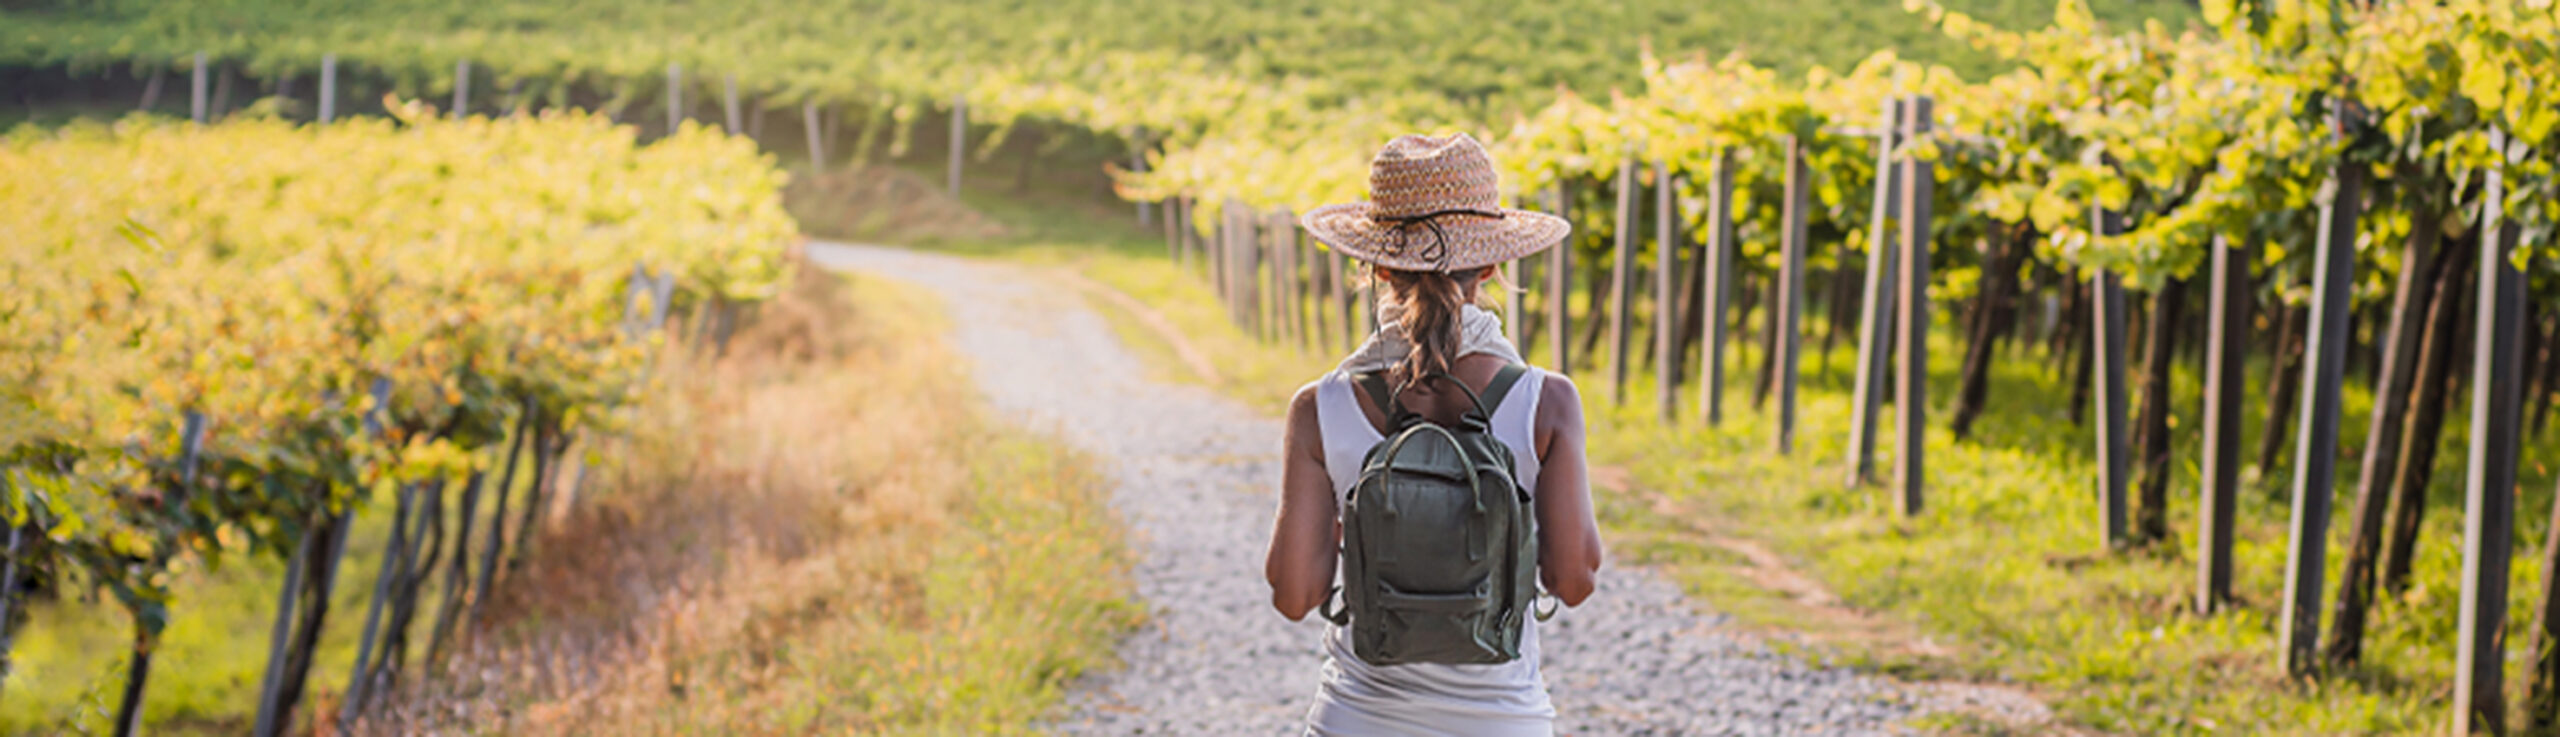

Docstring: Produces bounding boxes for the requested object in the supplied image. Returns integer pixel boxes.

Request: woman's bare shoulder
[1290,380,1323,417]
[1285,377,1330,457]
[1531,371,1582,438]
[1537,371,1582,411]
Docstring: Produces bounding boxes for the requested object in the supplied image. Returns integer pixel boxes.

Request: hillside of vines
[1111,0,2560,731]
[12,0,2560,731]
[0,108,794,732]
[0,0,2196,171]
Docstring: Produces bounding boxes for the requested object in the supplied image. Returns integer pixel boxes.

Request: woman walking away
[1264,133,1603,736]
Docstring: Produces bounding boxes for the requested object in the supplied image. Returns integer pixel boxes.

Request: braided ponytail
[1375,266,1486,389]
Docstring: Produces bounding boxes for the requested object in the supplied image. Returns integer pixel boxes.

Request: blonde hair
[1370,266,1502,388]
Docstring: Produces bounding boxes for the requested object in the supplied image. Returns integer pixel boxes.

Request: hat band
[1373,208,1505,267]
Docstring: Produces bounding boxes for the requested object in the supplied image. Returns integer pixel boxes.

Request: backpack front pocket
[1361,580,1508,664]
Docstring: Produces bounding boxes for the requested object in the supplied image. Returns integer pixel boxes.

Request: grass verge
[370,265,1140,734]
[920,189,2560,734]
[2,263,1137,735]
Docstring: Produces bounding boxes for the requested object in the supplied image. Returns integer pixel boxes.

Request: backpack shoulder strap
[1476,363,1531,419]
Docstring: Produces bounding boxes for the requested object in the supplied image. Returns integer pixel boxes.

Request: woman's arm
[1532,373,1603,606]
[1265,385,1340,620]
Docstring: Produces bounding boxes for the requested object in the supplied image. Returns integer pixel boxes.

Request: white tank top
[1301,365,1556,736]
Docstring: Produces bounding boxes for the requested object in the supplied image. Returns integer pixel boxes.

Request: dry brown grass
[785,166,1011,244]
[360,261,1136,735]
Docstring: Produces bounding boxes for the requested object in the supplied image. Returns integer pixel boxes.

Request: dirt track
[810,241,2015,735]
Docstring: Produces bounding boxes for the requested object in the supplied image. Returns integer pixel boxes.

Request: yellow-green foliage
[1,105,794,735]
[3,271,1136,735]
[1053,226,2560,734]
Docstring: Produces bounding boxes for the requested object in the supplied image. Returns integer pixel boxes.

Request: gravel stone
[811,243,1953,736]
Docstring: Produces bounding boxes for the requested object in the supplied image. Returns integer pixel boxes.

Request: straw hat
[1301,133,1571,272]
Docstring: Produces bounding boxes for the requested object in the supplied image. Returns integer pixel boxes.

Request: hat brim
[1299,203,1571,272]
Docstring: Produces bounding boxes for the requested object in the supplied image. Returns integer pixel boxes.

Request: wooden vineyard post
[1550,181,1573,374]
[1134,132,1154,227]
[1610,154,1638,403]
[2094,214,2131,547]
[1209,206,1225,313]
[1229,204,1244,317]
[1247,210,1266,339]
[802,102,826,170]
[1213,204,1233,313]
[191,51,208,124]
[947,96,966,197]
[317,54,337,124]
[1507,257,1528,349]
[1847,99,1903,483]
[665,63,682,133]
[1360,251,1379,335]
[1654,160,1682,424]
[1340,252,1360,350]
[1193,199,1210,278]
[1260,211,1279,343]
[1166,193,1183,263]
[452,60,470,118]
[1891,96,1933,515]
[2197,234,2250,613]
[1290,213,1307,350]
[1285,214,1299,349]
[1260,210,1279,344]
[1774,138,1810,453]
[1211,202,1230,306]
[137,63,165,112]
[1508,193,1529,352]
[2457,128,2528,735]
[1308,231,1328,350]
[1700,151,1736,424]
[1311,226,1334,353]
[1273,209,1298,349]
[2279,105,2365,680]
[723,75,743,135]
[2333,206,2447,663]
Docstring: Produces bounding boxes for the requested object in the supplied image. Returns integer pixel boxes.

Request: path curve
[809,242,1942,735]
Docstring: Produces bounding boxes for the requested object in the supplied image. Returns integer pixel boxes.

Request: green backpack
[1321,365,1543,666]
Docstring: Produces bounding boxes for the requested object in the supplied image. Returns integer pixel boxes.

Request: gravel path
[809,242,1950,736]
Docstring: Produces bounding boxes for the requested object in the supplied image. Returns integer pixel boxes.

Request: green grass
[1581,336,2560,733]
[3,479,459,734]
[922,175,2560,734]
